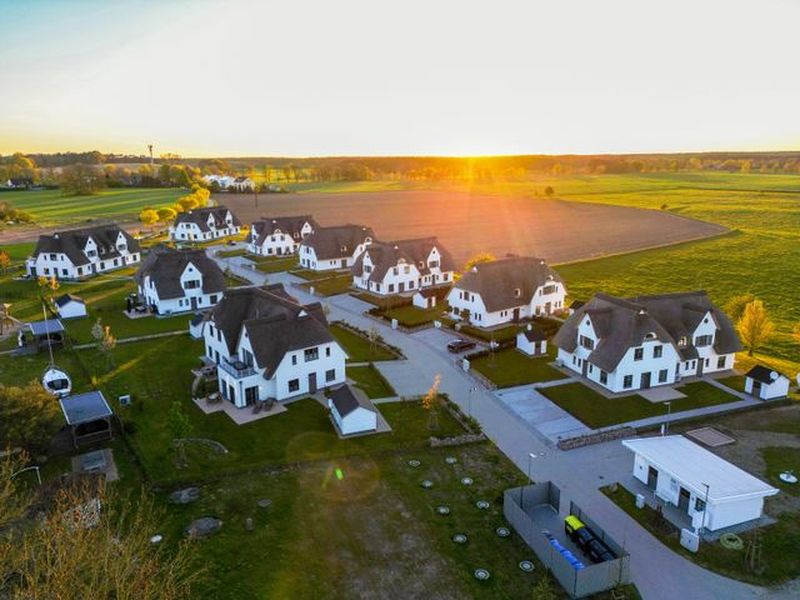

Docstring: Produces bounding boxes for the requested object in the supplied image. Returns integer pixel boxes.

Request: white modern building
[447,256,566,328]
[248,215,318,256]
[230,176,255,192]
[554,291,741,393]
[744,365,790,400]
[352,237,455,295]
[623,436,779,532]
[202,285,347,408]
[135,246,226,315]
[169,206,241,242]
[299,224,374,271]
[26,224,141,280]
[328,384,378,435]
[54,294,87,319]
[202,174,236,190]
[517,325,547,356]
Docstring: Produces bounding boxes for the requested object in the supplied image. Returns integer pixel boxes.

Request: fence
[503,482,630,598]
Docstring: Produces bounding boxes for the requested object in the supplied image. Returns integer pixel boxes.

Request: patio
[193,395,287,425]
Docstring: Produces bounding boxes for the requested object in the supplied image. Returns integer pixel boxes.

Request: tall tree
[736,299,774,356]
[59,163,105,196]
[724,293,755,323]
[0,381,62,451]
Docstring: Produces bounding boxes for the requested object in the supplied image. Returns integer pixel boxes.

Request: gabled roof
[553,291,742,373]
[745,365,788,384]
[32,224,139,266]
[209,285,335,377]
[26,319,65,336]
[519,326,547,342]
[55,294,84,307]
[454,256,563,313]
[174,206,241,232]
[329,384,376,417]
[301,224,374,260]
[135,246,226,300]
[622,436,778,502]
[352,237,455,281]
[252,215,318,246]
[59,391,113,426]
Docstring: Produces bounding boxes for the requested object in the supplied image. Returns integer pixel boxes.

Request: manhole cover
[474,568,490,581]
[496,527,511,538]
[408,459,421,468]
[452,533,468,544]
[421,480,434,489]
[445,456,458,465]
[461,477,473,486]
[437,505,450,515]
[257,499,272,508]
[475,500,490,510]
[518,560,535,572]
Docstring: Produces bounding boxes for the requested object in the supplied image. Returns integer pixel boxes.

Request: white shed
[328,384,378,436]
[189,313,205,339]
[516,325,547,356]
[744,365,790,400]
[623,436,778,532]
[54,294,87,319]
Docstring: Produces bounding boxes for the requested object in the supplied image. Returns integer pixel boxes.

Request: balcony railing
[218,358,256,379]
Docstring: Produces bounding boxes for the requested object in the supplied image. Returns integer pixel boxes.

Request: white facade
[299,238,372,271]
[202,175,236,189]
[624,436,778,532]
[203,320,347,408]
[247,221,315,256]
[353,244,453,296]
[138,262,223,315]
[231,177,255,191]
[744,372,790,400]
[55,298,87,319]
[329,402,377,435]
[27,230,141,280]
[447,280,566,328]
[170,209,240,242]
[517,332,547,356]
[413,292,437,309]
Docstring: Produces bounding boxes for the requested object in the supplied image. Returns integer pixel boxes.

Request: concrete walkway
[205,247,790,600]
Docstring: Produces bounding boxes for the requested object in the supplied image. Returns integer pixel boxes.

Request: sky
[1,0,799,157]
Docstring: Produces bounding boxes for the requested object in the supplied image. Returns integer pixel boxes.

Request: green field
[470,347,565,388]
[0,187,185,225]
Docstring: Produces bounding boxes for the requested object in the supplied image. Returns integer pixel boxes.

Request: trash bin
[635,494,645,509]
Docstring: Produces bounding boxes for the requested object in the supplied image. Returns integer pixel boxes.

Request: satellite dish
[42,367,72,397]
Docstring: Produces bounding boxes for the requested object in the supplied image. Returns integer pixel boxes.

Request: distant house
[744,365,790,400]
[202,174,236,190]
[623,436,778,532]
[169,206,241,242]
[26,224,141,280]
[54,294,87,319]
[447,256,566,328]
[248,215,318,257]
[202,285,347,408]
[553,291,741,393]
[328,384,379,436]
[135,246,226,315]
[352,237,455,296]
[298,224,374,271]
[517,325,547,356]
[230,176,255,192]
[6,177,34,189]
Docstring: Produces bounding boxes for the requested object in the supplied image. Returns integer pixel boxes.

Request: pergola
[59,391,114,448]
[20,318,65,352]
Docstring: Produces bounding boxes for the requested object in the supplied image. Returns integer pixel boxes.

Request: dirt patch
[217,190,727,268]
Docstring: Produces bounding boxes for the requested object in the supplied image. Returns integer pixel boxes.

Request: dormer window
[514,288,521,298]
[678,336,688,347]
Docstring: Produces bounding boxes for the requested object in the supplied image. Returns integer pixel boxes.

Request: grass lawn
[304,274,352,296]
[540,381,740,429]
[253,256,297,273]
[0,241,36,264]
[383,304,445,327]
[216,248,247,258]
[470,347,566,388]
[329,323,398,362]
[457,323,520,343]
[292,268,336,281]
[761,447,800,496]
[0,188,185,226]
[602,485,800,585]
[717,374,747,393]
[348,364,396,399]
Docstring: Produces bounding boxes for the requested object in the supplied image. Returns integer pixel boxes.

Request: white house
[744,365,790,400]
[202,285,347,408]
[517,325,547,356]
[447,256,566,328]
[623,436,778,532]
[26,224,141,280]
[328,384,378,435]
[352,237,455,296]
[248,215,318,256]
[202,174,236,190]
[230,176,255,192]
[135,246,226,315]
[553,291,741,393]
[169,206,241,242]
[299,224,374,271]
[54,294,87,319]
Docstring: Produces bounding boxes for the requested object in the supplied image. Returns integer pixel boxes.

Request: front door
[513,308,520,322]
[752,381,762,398]
[191,296,197,310]
[641,372,651,389]
[308,372,317,394]
[545,301,552,314]
[399,282,405,293]
[340,259,346,268]
[647,466,658,489]
[696,359,704,377]
[678,487,691,512]
[244,386,258,406]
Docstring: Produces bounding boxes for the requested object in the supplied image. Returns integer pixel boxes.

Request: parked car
[447,338,476,353]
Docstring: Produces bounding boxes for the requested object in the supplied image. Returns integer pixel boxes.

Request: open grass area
[216,248,247,258]
[253,255,297,273]
[329,323,398,362]
[292,268,336,281]
[0,241,36,263]
[0,187,185,225]
[304,273,353,296]
[470,347,565,388]
[456,322,520,343]
[761,447,800,497]
[383,303,446,328]
[540,381,740,429]
[717,374,747,393]
[347,364,396,398]
[602,484,800,585]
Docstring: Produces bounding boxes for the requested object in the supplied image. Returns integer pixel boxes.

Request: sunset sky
[1,0,799,157]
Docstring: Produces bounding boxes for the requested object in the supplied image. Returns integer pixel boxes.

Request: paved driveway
[496,385,591,444]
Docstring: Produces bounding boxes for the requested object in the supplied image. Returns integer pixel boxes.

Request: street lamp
[521,452,541,510]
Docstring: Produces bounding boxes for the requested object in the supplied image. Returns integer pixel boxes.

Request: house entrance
[308,372,317,393]
[647,466,658,489]
[640,372,651,389]
[678,487,691,512]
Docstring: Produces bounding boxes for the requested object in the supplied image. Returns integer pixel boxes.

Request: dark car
[447,338,476,353]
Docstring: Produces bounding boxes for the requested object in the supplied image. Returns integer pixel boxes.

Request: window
[49,253,57,261]
[304,347,319,362]
[392,267,398,276]
[600,371,608,385]
[623,375,633,389]
[588,365,593,374]
[210,294,218,304]
[695,334,713,347]
[695,497,706,512]
[288,379,300,393]
[184,280,200,289]
[325,347,331,357]
[325,369,336,382]
[291,354,297,366]
[542,284,556,295]
[658,369,668,383]
[579,335,594,350]
[634,348,644,361]
[653,345,663,358]
[717,356,726,369]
